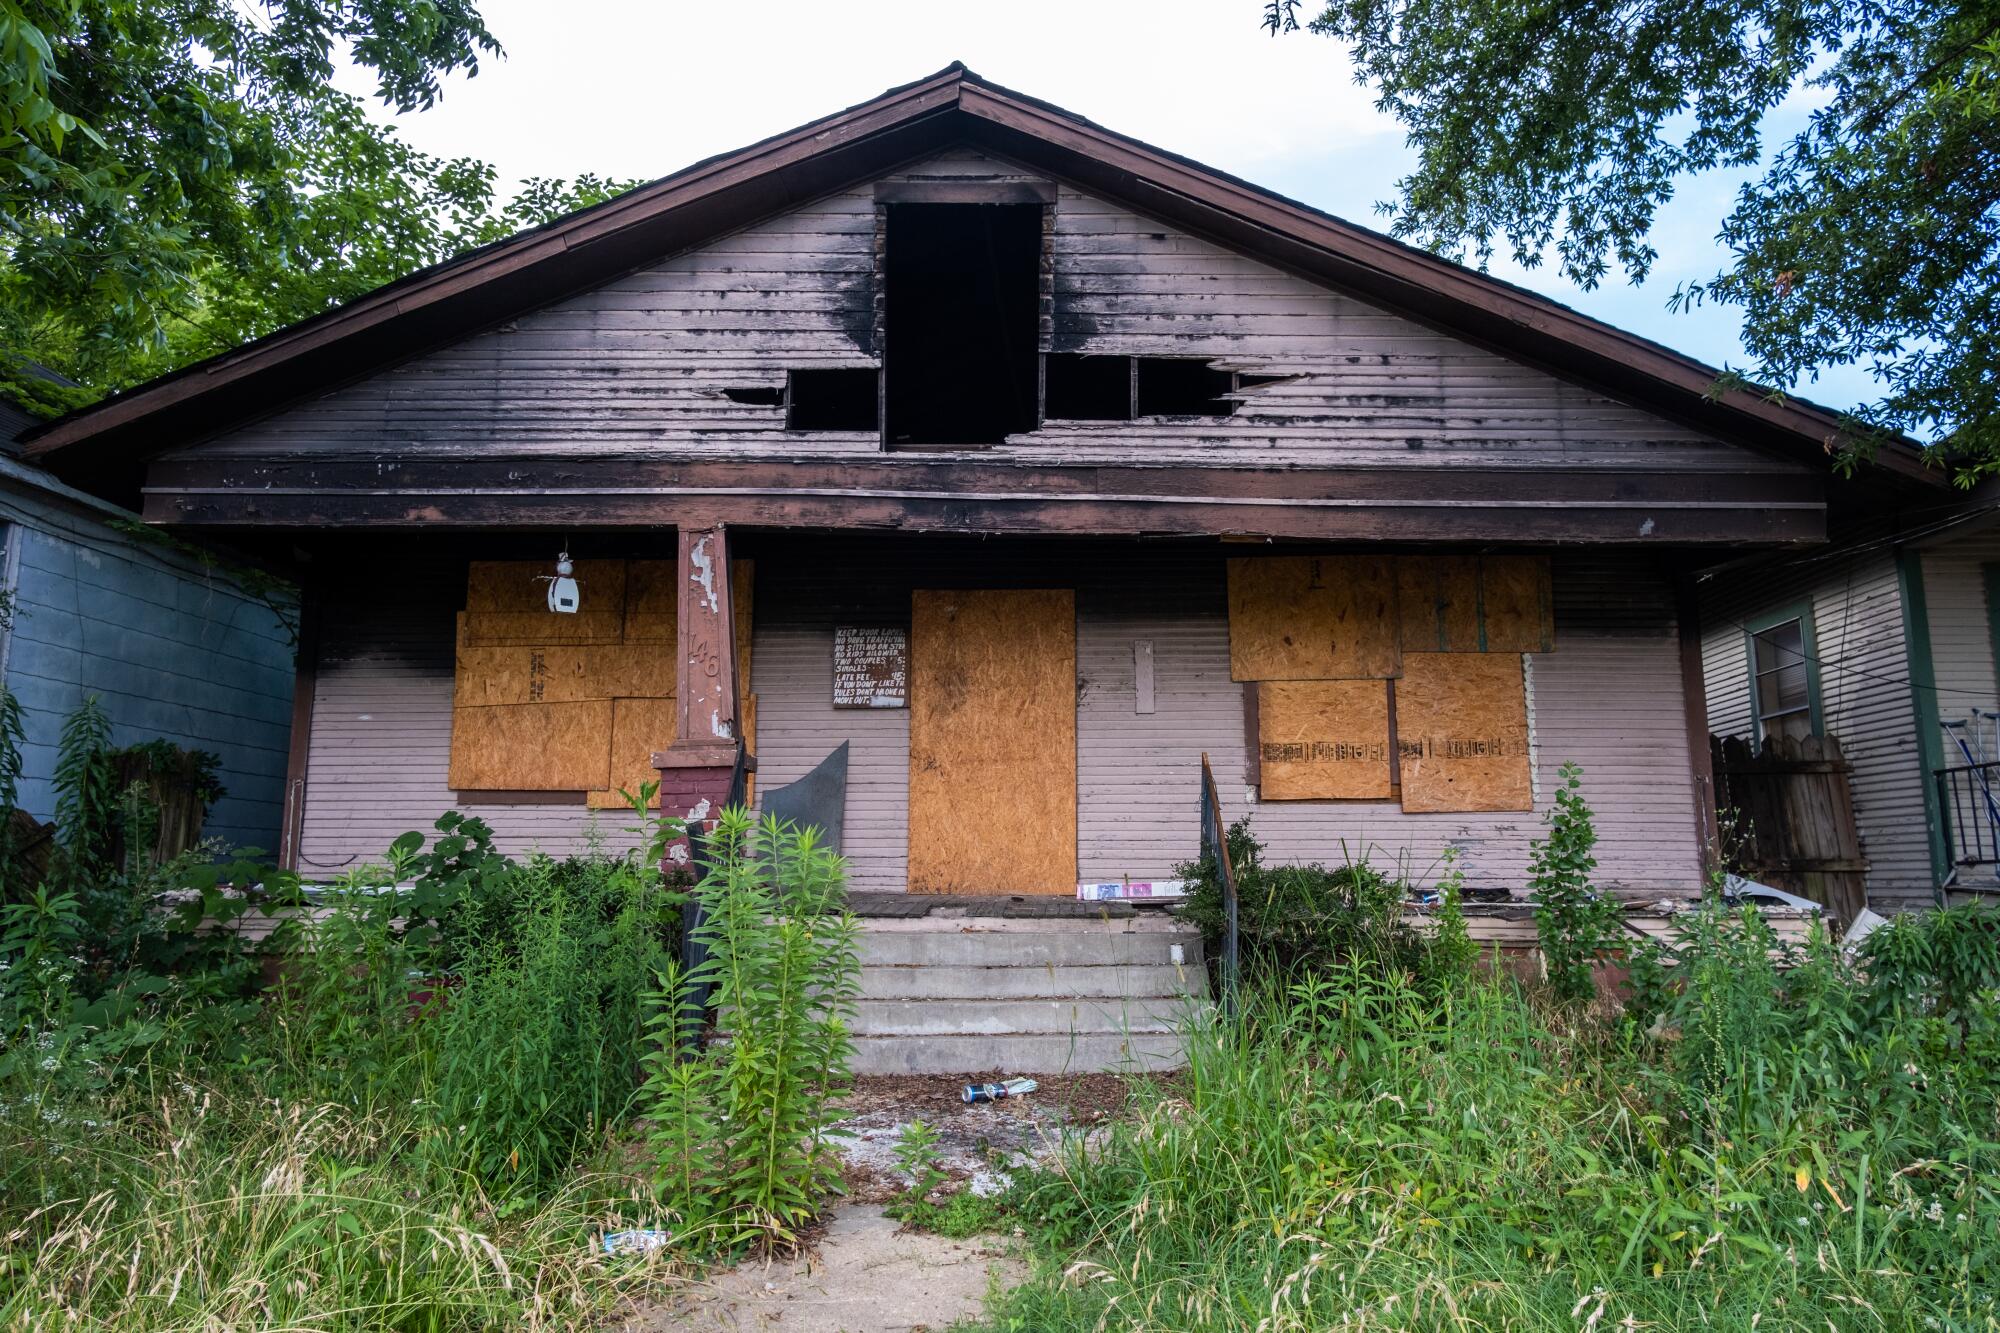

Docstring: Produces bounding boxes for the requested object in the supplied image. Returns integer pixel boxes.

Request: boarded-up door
[908,589,1077,894]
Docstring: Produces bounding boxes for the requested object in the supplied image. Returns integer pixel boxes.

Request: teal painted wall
[0,480,296,854]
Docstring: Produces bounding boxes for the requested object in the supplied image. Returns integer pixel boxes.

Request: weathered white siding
[171,149,1788,477]
[1698,552,1935,910]
[1920,531,2000,732]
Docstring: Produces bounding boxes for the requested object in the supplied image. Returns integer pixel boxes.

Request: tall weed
[641,809,858,1246]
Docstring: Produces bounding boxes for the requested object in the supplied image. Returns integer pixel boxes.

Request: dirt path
[621,1204,1023,1332]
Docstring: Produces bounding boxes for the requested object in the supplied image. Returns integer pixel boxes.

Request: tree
[1266,0,2000,476]
[0,2,637,409]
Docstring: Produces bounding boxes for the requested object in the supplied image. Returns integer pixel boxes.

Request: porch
[282,530,1712,905]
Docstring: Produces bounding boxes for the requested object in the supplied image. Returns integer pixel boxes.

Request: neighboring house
[0,381,296,854]
[1700,482,2000,916]
[18,66,1943,905]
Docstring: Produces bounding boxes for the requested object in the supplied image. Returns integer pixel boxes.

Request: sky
[350,0,1880,414]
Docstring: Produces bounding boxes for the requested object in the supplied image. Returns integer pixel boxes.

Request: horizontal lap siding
[1698,552,1933,910]
[753,542,1699,897]
[0,491,294,849]
[1921,533,2000,729]
[172,150,1786,478]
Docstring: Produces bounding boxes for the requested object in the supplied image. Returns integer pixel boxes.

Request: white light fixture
[540,550,581,614]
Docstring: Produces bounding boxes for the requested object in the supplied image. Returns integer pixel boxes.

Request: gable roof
[22,62,1941,490]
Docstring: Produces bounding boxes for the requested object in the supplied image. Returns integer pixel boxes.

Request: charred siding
[169,149,1789,477]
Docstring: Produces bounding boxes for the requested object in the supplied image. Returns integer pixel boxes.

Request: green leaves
[1285,0,1999,470]
[642,808,859,1248]
[1530,761,1616,1003]
[0,0,643,408]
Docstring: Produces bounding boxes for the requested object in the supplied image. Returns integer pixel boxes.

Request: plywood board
[1256,680,1394,800]
[908,589,1076,895]
[586,696,678,810]
[1479,555,1554,653]
[1395,652,1532,813]
[448,700,613,792]
[1397,556,1482,653]
[732,561,755,701]
[621,560,678,643]
[454,634,668,706]
[1227,555,1400,681]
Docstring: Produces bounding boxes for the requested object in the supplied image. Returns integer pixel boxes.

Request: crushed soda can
[963,1077,1038,1104]
[602,1228,673,1256]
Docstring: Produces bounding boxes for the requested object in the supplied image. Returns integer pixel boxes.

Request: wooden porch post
[653,523,748,871]
[1675,571,1721,880]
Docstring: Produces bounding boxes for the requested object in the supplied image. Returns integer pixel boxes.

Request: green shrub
[640,808,858,1246]
[1177,817,1425,978]
[425,850,675,1195]
[1530,761,1619,1003]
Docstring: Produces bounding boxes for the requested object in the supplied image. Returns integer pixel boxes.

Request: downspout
[1895,548,1948,904]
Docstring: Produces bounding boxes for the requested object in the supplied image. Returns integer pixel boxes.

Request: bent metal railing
[1936,759,2000,878]
[1199,752,1240,1021]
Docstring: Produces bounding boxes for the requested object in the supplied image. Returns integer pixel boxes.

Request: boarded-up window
[1255,680,1394,800]
[1232,553,1548,808]
[448,559,753,805]
[1395,652,1532,813]
[1226,555,1400,681]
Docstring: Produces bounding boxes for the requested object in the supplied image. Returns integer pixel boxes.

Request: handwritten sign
[834,626,907,708]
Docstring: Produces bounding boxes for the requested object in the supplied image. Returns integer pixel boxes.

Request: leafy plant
[1529,762,1618,1003]
[1177,818,1424,978]
[1266,0,1999,472]
[643,809,858,1246]
[894,1118,947,1201]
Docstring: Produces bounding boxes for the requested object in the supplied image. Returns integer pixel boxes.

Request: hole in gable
[1044,353,1130,420]
[1135,359,1234,416]
[788,369,878,431]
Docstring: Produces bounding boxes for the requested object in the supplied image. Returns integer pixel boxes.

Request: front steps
[846,913,1209,1075]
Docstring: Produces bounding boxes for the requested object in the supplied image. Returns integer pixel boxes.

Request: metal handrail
[1935,758,2000,872]
[1199,752,1240,1020]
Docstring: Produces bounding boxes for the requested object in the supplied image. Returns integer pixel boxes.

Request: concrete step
[858,962,1201,1001]
[856,924,1203,969]
[849,996,1201,1037]
[848,1031,1193,1076]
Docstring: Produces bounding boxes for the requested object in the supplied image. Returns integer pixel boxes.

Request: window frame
[1743,600,1825,742]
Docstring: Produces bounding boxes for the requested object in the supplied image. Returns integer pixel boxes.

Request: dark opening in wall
[788,369,878,431]
[884,203,1042,447]
[1044,353,1131,420]
[724,386,786,407]
[1135,358,1235,416]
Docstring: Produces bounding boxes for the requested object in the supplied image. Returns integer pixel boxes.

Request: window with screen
[1750,613,1819,742]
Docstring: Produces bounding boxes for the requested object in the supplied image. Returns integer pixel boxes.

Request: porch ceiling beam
[142,457,1823,544]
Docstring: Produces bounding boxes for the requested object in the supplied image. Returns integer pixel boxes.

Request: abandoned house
[1700,479,2000,923]
[20,66,1944,1070]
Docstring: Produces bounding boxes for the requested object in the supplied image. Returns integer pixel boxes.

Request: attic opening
[884,203,1042,447]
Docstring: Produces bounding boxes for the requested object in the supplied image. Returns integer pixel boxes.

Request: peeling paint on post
[657,523,743,874]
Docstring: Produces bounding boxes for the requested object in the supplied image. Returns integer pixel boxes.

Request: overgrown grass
[985,917,2000,1332]
[0,1073,673,1329]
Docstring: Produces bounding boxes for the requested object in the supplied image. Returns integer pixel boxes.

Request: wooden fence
[1709,733,1868,927]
